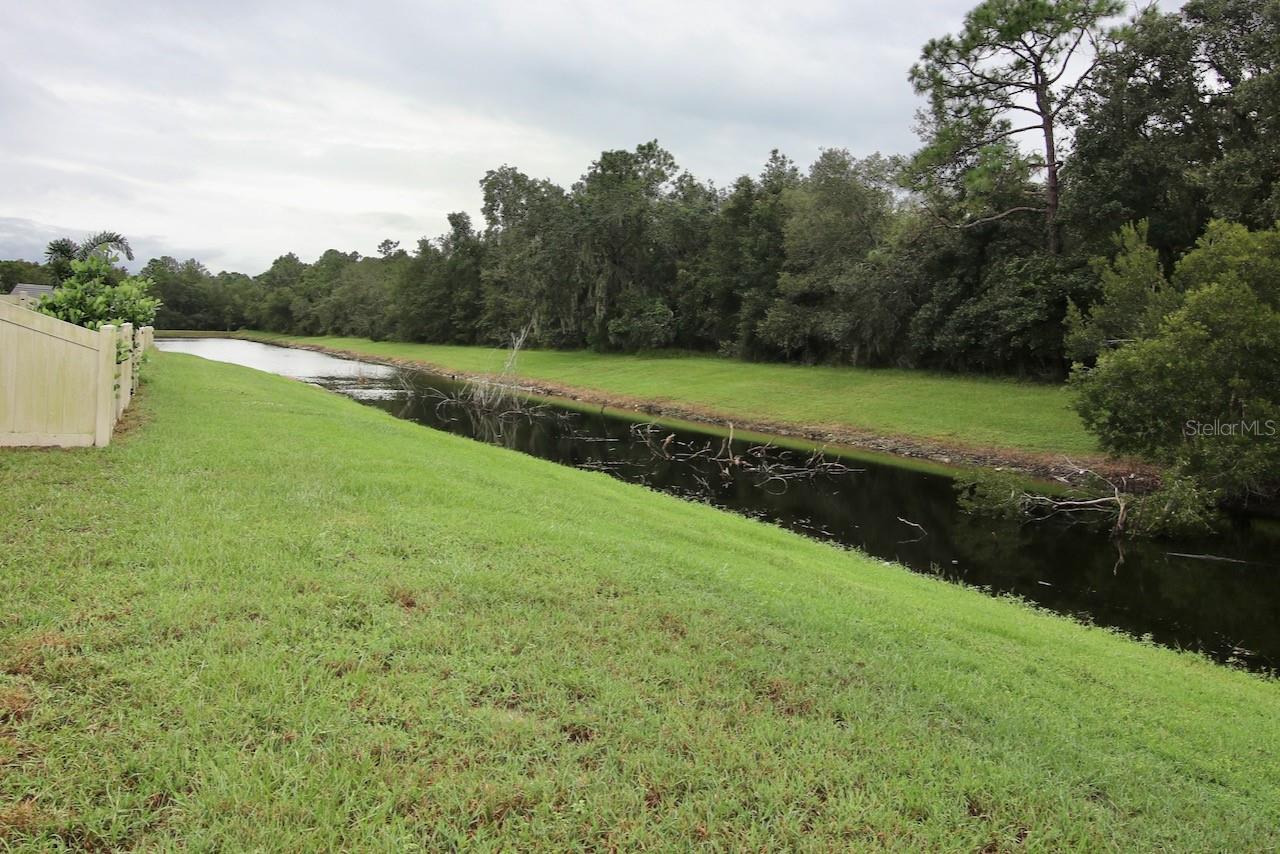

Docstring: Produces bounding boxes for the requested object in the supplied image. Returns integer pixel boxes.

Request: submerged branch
[628,422,863,494]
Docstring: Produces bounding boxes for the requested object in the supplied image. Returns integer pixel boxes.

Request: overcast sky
[1,0,1088,274]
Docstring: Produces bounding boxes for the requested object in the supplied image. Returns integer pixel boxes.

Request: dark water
[157,338,1280,671]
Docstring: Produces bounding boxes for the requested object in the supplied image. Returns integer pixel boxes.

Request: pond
[157,337,1280,671]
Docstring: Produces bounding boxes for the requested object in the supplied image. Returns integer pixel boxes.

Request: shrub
[37,254,160,332]
[1127,475,1223,537]
[606,295,675,351]
[1072,221,1280,501]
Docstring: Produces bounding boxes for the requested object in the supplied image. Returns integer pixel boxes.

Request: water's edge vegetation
[1,353,1277,849]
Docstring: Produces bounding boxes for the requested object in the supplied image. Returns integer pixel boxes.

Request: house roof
[8,283,54,298]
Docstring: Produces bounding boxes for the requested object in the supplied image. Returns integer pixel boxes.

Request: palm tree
[45,231,134,282]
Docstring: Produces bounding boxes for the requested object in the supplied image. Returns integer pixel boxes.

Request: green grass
[224,332,1097,457]
[1,354,1276,850]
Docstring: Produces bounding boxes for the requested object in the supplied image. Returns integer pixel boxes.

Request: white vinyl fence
[0,300,154,447]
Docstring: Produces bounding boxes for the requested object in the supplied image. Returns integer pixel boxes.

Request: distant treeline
[6,0,1276,379]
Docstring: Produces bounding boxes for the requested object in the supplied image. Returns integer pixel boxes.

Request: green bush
[1172,220,1280,306]
[1072,221,1280,501]
[1127,475,1223,537]
[37,254,161,332]
[606,295,676,351]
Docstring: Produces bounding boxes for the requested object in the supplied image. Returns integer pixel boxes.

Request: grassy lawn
[229,332,1097,457]
[2,353,1276,850]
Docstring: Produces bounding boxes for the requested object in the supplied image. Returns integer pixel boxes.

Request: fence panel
[0,301,152,448]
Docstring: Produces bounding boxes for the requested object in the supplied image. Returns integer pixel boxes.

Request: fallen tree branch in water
[1164,552,1249,565]
[957,459,1223,538]
[897,517,927,535]
[627,422,862,494]
[896,516,928,544]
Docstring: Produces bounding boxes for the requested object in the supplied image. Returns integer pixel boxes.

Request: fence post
[118,323,133,417]
[95,324,117,446]
[131,327,144,394]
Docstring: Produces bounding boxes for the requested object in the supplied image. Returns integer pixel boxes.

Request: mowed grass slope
[238,333,1095,456]
[1,354,1276,850]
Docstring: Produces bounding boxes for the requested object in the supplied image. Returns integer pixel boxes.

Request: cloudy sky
[3,0,1051,273]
